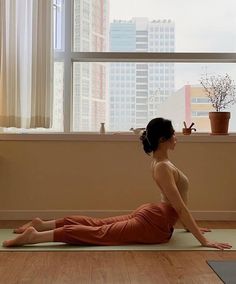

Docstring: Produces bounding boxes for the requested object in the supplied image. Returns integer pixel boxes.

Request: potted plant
[200,73,236,135]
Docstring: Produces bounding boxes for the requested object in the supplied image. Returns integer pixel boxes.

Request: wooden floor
[1,220,236,284]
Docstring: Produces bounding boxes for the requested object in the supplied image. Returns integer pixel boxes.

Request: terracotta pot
[209,112,231,135]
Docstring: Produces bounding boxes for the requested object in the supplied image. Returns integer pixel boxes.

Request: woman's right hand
[202,240,232,250]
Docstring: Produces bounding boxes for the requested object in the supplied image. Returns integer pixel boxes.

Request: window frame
[58,0,236,133]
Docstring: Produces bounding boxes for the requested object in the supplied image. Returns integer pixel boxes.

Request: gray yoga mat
[0,229,236,251]
[207,260,236,284]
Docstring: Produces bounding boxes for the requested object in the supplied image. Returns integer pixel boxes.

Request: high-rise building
[73,0,109,131]
[109,18,175,131]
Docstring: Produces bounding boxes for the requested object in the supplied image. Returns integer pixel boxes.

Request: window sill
[0,132,236,142]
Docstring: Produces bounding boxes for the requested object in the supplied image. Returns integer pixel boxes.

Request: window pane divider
[54,52,65,61]
[71,52,236,63]
[63,0,73,132]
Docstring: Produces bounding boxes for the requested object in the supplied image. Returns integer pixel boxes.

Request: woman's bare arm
[154,162,232,250]
[177,186,211,233]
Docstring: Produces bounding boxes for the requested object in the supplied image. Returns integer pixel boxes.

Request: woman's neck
[152,150,169,162]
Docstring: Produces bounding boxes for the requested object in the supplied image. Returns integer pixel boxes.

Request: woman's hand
[199,227,211,234]
[202,240,232,250]
[184,227,211,234]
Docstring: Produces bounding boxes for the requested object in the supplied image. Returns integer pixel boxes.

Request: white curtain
[0,0,53,128]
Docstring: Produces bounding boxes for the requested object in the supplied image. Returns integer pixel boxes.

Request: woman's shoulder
[153,160,176,171]
[153,160,180,181]
[152,160,176,176]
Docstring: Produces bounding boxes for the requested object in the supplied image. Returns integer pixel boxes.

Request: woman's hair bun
[139,130,147,141]
[139,130,153,154]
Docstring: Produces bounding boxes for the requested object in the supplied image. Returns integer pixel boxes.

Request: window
[192,111,209,117]
[52,0,236,133]
[191,98,210,104]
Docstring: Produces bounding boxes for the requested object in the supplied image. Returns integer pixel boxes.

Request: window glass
[73,0,236,52]
[72,62,236,133]
[52,0,236,133]
[53,0,64,51]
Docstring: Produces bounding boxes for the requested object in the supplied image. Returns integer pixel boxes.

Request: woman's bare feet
[13,218,55,233]
[3,227,38,247]
[13,218,44,233]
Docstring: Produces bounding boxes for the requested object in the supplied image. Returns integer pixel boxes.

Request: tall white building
[73,0,109,131]
[109,18,175,131]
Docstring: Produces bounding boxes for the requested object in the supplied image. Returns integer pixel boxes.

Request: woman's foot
[13,218,45,233]
[13,218,56,233]
[3,227,38,247]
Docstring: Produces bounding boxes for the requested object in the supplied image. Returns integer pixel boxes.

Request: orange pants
[53,202,178,245]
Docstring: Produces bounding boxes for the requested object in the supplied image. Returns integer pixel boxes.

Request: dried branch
[200,74,236,112]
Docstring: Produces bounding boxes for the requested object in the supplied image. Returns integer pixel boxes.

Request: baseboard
[0,210,236,221]
[191,211,236,221]
[0,210,131,220]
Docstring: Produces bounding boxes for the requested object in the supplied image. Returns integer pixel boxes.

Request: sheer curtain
[0,0,53,128]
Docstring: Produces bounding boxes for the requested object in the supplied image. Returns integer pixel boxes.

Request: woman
[2,118,232,249]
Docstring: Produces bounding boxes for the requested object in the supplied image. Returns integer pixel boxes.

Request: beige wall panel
[0,140,235,212]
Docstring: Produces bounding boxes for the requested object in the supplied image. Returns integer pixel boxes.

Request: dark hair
[139,117,175,154]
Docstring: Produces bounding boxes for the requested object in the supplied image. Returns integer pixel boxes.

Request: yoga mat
[0,229,236,251]
[207,260,236,284]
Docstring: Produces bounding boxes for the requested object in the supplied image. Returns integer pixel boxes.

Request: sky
[110,0,236,52]
[109,0,236,89]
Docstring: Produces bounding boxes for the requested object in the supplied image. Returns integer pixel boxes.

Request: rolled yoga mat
[0,229,236,251]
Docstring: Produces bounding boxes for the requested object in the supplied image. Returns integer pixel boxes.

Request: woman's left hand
[199,227,211,234]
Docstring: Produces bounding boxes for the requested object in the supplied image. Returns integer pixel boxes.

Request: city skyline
[109,0,236,90]
[109,0,236,52]
[52,0,236,132]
